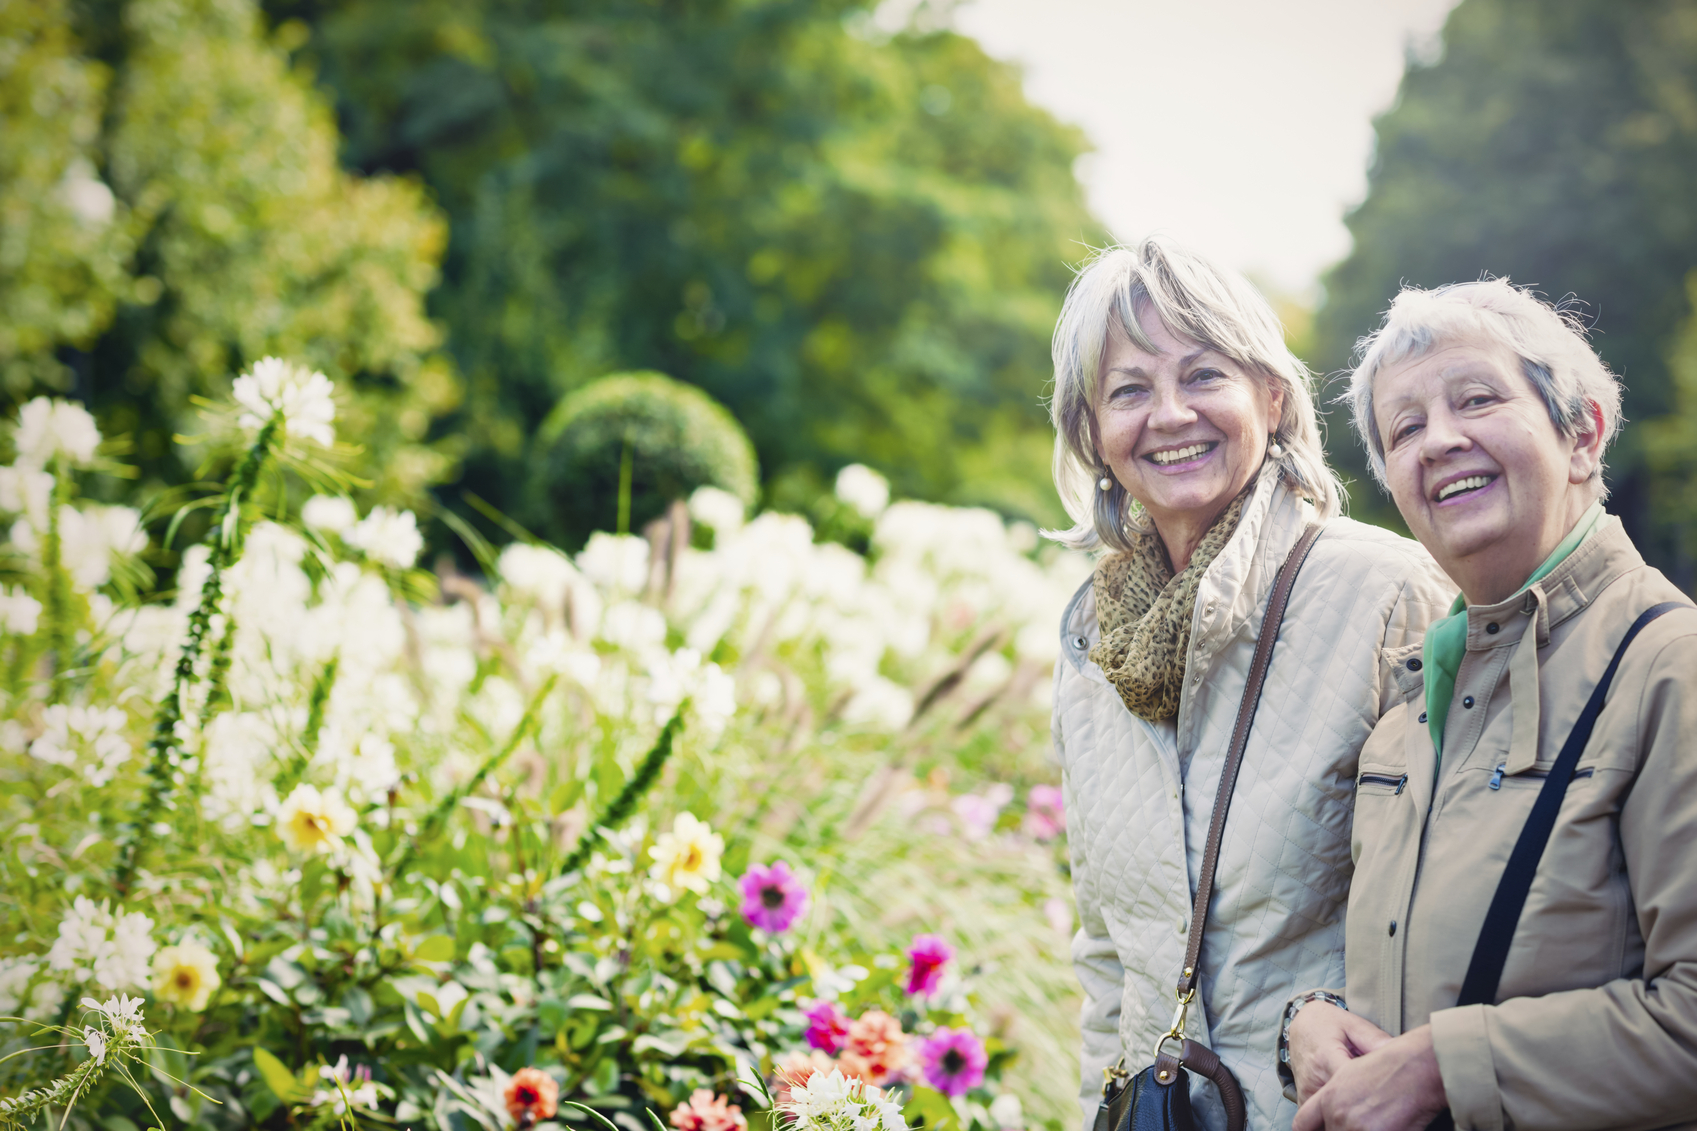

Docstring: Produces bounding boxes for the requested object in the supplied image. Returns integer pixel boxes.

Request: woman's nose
[1147,382,1196,430]
[1419,406,1470,460]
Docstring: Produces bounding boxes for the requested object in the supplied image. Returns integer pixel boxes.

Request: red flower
[803,999,852,1054]
[505,1067,559,1128]
[669,1090,748,1131]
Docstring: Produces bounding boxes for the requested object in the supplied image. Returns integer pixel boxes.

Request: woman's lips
[1431,473,1499,507]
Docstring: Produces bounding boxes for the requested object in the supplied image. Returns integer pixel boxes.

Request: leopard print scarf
[1088,486,1251,722]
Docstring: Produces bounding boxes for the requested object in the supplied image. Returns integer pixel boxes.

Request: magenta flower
[906,933,954,996]
[802,999,851,1054]
[738,861,809,932]
[916,1027,987,1096]
[1023,784,1065,840]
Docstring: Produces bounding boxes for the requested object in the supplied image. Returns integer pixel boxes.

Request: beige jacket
[1053,466,1453,1131]
[1345,518,1697,1131]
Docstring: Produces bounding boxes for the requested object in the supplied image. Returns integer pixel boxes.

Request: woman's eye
[1191,368,1222,383]
[1392,422,1421,444]
[1462,394,1493,408]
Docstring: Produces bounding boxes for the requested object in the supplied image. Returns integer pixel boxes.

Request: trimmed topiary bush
[528,371,758,547]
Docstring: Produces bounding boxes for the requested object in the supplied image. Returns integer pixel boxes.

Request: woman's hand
[1291,1023,1448,1131]
[1286,1002,1393,1103]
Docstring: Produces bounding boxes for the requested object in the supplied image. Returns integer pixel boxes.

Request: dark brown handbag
[1093,522,1323,1131]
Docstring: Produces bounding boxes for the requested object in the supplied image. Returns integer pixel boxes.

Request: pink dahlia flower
[738,861,809,933]
[906,933,954,996]
[802,999,851,1054]
[916,1027,987,1096]
[669,1090,747,1131]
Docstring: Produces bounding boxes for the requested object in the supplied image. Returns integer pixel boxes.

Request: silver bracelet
[1277,990,1348,1064]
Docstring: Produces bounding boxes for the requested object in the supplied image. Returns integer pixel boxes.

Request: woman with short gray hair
[1286,278,1697,1131]
[1048,237,1454,1131]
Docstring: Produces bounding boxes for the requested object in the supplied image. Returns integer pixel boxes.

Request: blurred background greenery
[9,0,1697,586]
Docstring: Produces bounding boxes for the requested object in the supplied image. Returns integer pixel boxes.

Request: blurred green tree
[265,0,1103,526]
[1311,0,1697,565]
[0,0,457,499]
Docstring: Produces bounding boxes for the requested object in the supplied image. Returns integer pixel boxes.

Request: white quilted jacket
[1053,467,1454,1131]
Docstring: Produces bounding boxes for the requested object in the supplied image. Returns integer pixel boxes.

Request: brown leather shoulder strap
[1175,522,1323,999]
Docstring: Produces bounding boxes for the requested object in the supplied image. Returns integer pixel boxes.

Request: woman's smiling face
[1373,338,1603,602]
[1095,303,1282,543]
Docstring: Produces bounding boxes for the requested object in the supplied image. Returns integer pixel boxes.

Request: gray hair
[1046,237,1342,552]
[1346,278,1624,492]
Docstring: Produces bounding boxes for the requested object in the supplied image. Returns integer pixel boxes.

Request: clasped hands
[1285,1003,1449,1131]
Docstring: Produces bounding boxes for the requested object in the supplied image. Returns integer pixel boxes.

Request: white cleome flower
[49,899,155,992]
[344,506,423,569]
[83,1027,107,1065]
[232,357,336,447]
[0,586,41,635]
[301,494,358,533]
[834,464,889,519]
[14,397,101,470]
[29,704,133,786]
[687,485,745,534]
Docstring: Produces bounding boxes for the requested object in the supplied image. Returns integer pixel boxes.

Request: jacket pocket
[1487,764,1595,790]
[1357,771,1408,795]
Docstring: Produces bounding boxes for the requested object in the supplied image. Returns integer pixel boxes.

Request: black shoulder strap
[1455,600,1692,1007]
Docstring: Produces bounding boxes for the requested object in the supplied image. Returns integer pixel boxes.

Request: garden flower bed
[0,363,1087,1131]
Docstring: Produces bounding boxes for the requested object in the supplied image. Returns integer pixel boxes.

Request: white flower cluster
[781,1069,907,1131]
[28,704,133,786]
[46,897,156,992]
[232,357,336,447]
[13,397,101,470]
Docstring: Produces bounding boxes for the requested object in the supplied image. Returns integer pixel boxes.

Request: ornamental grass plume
[802,999,851,1054]
[915,1027,987,1097]
[836,1010,908,1087]
[151,943,220,1011]
[905,934,953,997]
[503,1066,559,1128]
[649,811,724,894]
[738,860,809,932]
[668,1088,747,1131]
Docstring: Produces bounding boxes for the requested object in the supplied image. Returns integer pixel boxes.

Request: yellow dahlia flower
[648,812,724,894]
[276,784,357,854]
[152,943,220,1011]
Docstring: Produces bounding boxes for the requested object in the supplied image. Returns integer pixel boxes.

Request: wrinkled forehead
[1371,333,1524,410]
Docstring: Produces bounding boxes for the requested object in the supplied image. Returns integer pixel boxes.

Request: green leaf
[561,1101,622,1131]
[251,1047,305,1103]
[413,934,456,962]
[566,993,614,1012]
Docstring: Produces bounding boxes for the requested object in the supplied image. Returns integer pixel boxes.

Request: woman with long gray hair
[1048,238,1453,1130]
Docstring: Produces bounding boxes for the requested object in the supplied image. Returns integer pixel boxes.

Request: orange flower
[668,1089,747,1131]
[505,1067,559,1127]
[836,1010,909,1087]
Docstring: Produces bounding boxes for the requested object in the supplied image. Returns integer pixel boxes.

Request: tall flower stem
[391,673,559,877]
[42,456,73,701]
[112,416,281,894]
[556,707,685,879]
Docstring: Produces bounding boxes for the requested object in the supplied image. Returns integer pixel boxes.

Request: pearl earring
[1098,474,1113,492]
[1268,436,1285,459]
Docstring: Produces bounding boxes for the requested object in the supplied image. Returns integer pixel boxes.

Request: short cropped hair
[1047,237,1342,553]
[1346,279,1624,492]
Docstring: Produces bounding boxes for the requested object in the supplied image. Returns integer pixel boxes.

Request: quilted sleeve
[1055,663,1124,1129]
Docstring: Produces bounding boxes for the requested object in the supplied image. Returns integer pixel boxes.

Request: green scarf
[1424,501,1607,768]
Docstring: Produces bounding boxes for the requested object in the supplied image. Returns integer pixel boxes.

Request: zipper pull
[1394,774,1407,795]
[1489,763,1506,790]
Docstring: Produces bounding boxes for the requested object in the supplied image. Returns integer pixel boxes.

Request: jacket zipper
[1358,772,1408,794]
[1488,764,1596,790]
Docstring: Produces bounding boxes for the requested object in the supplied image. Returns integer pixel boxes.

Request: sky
[946,0,1461,297]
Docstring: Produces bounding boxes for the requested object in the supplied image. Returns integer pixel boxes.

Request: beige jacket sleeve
[1430,630,1697,1131]
[1054,661,1123,1130]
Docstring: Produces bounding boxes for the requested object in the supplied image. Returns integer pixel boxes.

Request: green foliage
[532,372,759,548]
[266,0,1103,524]
[0,0,458,499]
[1311,0,1697,552]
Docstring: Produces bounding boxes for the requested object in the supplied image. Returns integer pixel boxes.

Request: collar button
[1407,658,1423,672]
[1486,622,1500,635]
